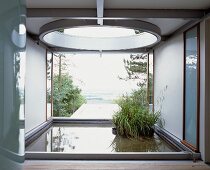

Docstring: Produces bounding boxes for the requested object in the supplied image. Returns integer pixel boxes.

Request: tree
[53,53,85,117]
[53,74,86,117]
[119,54,148,87]
[119,53,152,104]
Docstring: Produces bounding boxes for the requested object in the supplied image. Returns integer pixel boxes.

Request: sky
[53,52,141,96]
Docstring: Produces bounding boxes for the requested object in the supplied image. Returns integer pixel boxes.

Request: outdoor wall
[154,34,184,140]
[25,38,47,133]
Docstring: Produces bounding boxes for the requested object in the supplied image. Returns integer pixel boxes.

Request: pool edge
[25,151,192,160]
[25,119,201,161]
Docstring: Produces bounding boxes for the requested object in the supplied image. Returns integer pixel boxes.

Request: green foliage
[113,88,160,138]
[53,74,86,117]
[57,28,64,33]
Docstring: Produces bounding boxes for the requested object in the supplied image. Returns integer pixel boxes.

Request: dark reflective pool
[26,124,177,153]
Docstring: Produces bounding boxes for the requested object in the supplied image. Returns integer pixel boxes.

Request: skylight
[39,20,161,51]
[64,26,138,38]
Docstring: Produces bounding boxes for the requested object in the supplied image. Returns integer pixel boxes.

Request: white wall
[25,38,46,133]
[154,21,210,162]
[154,34,183,140]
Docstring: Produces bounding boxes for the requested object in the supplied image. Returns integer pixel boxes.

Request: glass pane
[47,52,53,119]
[185,27,198,147]
[0,0,26,166]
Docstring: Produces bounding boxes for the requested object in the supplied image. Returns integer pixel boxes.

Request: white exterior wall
[154,34,184,140]
[25,38,46,133]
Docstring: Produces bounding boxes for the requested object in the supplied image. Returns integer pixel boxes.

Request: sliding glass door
[183,25,200,151]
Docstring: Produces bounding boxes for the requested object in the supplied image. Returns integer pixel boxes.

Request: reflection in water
[26,125,176,153]
[111,134,174,152]
[51,127,77,152]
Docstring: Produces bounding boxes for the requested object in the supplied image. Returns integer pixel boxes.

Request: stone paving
[70,103,120,119]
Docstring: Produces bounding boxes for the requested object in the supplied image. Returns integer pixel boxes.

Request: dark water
[26,124,177,153]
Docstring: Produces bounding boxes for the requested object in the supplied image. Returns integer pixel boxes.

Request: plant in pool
[113,88,161,138]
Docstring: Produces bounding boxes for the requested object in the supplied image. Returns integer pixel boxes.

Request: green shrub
[113,88,160,138]
[53,74,86,117]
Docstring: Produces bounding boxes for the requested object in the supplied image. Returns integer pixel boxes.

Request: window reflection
[184,26,199,149]
[18,52,26,121]
[47,51,53,119]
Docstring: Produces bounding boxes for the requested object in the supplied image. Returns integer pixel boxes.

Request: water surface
[26,124,177,153]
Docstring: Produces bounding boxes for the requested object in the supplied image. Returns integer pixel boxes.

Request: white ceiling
[26,0,96,9]
[26,18,57,35]
[26,0,210,48]
[104,0,210,9]
[26,0,210,9]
